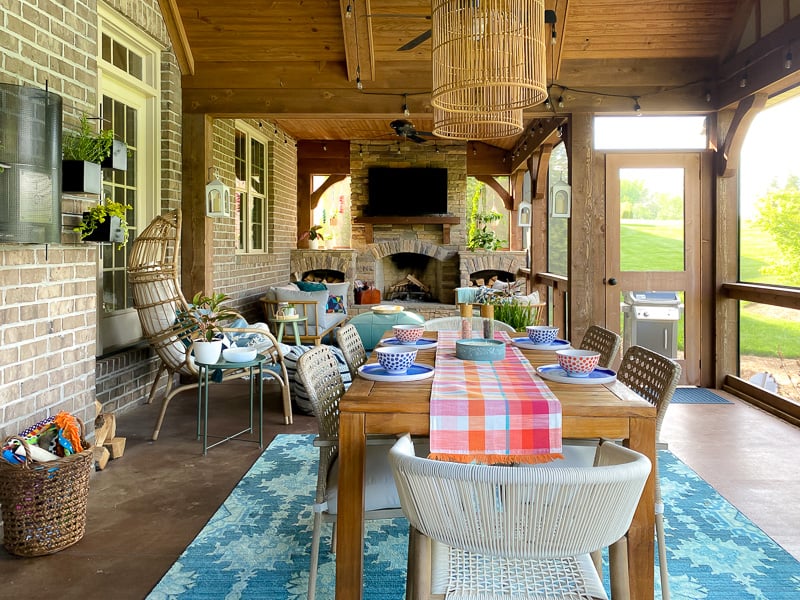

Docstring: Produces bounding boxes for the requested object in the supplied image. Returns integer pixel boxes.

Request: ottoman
[348,310,425,350]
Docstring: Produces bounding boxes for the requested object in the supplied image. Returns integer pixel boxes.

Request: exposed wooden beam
[715,16,800,108]
[716,92,767,177]
[719,0,759,63]
[475,175,513,211]
[340,0,375,82]
[532,145,554,200]
[550,0,569,81]
[310,174,348,210]
[511,118,563,173]
[158,0,195,75]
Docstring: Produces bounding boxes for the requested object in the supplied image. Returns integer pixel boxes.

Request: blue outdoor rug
[672,387,733,404]
[147,434,800,600]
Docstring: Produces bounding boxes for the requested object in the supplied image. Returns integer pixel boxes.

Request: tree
[755,175,800,285]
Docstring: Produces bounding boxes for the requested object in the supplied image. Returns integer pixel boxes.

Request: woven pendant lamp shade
[433,105,523,140]
[431,0,547,116]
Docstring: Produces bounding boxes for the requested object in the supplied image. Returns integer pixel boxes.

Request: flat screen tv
[366,167,448,216]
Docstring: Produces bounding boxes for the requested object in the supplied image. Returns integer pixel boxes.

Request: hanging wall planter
[101,139,127,171]
[74,198,131,249]
[80,214,125,244]
[62,160,102,194]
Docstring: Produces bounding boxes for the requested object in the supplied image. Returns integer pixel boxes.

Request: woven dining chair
[389,434,651,600]
[422,316,516,334]
[580,324,623,368]
[615,344,682,600]
[334,323,367,378]
[127,209,292,440]
[295,345,404,600]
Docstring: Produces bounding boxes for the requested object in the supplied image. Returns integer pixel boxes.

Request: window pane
[251,197,264,251]
[250,139,265,195]
[236,191,246,251]
[235,131,246,183]
[739,95,800,288]
[619,168,685,272]
[739,301,800,402]
[594,116,707,150]
[548,143,568,276]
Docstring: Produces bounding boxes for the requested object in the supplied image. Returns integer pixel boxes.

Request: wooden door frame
[605,153,702,384]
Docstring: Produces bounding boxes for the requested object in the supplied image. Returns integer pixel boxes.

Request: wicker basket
[0,427,93,557]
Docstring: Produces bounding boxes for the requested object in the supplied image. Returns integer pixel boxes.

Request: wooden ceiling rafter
[719,0,759,63]
[340,0,375,82]
[158,0,195,75]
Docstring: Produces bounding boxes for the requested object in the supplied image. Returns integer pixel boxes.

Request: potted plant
[186,291,238,364]
[73,197,132,249]
[62,114,119,194]
[298,224,325,249]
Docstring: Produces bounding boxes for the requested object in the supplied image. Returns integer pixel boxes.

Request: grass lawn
[620,220,800,358]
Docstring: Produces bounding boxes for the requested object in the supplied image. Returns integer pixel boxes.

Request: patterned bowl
[556,349,601,377]
[392,324,425,345]
[375,346,418,373]
[526,325,560,346]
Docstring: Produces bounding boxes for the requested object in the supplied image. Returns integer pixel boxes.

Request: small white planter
[193,340,223,365]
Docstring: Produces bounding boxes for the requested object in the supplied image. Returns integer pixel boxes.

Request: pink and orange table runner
[429,330,563,464]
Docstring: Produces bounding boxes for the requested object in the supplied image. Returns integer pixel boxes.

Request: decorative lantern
[205,169,230,218]
[517,200,532,227]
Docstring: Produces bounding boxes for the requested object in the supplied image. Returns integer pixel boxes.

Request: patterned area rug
[147,435,800,600]
[672,387,733,404]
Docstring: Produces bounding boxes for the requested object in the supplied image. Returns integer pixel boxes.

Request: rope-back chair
[334,323,367,377]
[389,435,651,599]
[128,210,291,441]
[580,324,623,368]
[616,344,681,600]
[295,345,403,600]
[423,316,516,334]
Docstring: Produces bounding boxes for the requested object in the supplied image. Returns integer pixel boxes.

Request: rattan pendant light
[433,105,523,140]
[431,0,547,118]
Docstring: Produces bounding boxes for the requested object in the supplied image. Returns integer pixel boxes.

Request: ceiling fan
[390,119,434,143]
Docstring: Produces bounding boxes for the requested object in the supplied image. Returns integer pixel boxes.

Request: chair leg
[146,363,168,405]
[590,549,602,577]
[308,512,323,600]
[656,510,670,600]
[608,536,631,600]
[407,528,432,600]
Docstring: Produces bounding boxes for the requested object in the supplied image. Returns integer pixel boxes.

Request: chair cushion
[326,445,400,514]
[282,344,352,414]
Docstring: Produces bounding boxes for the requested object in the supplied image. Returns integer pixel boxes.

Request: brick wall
[0,0,180,440]
[210,119,297,324]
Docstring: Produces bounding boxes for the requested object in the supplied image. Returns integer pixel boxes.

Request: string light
[402,94,410,117]
[785,50,793,70]
[356,65,363,90]
[557,95,565,108]
[633,97,641,114]
[739,72,748,88]
[345,2,352,18]
[544,96,552,110]
[705,90,712,103]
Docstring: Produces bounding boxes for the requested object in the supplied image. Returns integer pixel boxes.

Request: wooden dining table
[335,331,657,600]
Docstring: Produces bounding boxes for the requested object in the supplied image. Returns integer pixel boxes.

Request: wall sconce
[205,168,230,218]
[517,200,532,227]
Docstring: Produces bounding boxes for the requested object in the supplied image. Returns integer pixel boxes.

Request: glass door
[605,153,701,383]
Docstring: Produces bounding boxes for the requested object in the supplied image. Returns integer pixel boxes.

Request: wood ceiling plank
[158,0,195,74]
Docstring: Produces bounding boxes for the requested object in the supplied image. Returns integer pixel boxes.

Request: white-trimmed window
[97,5,160,353]
[234,122,269,253]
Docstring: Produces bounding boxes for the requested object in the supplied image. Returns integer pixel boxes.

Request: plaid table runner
[429,330,562,464]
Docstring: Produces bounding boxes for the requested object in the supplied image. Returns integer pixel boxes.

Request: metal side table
[196,353,265,455]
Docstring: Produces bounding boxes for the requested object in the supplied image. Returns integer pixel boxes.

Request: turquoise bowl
[455,339,506,362]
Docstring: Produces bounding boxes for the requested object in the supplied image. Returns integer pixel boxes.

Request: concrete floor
[1,382,798,599]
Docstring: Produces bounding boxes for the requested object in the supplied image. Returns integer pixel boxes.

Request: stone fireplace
[368,240,458,305]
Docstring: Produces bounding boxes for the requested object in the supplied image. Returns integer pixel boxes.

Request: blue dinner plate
[536,364,617,384]
[381,337,438,349]
[511,337,571,351]
[358,363,435,382]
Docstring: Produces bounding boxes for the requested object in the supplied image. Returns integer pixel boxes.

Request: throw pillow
[324,281,350,314]
[326,294,346,314]
[296,281,327,292]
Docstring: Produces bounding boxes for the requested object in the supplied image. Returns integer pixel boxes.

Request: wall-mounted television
[366,167,448,216]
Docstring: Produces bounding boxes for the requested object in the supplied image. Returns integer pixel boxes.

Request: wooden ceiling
[160,0,795,150]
